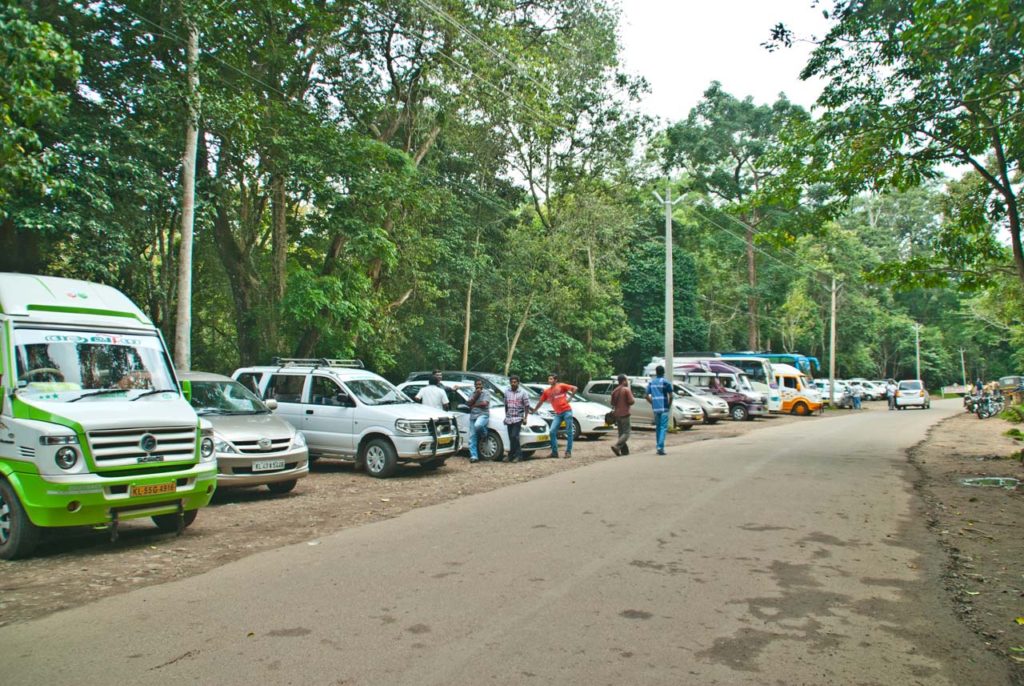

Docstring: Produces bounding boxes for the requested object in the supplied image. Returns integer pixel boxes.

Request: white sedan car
[522,383,615,440]
[397,381,551,460]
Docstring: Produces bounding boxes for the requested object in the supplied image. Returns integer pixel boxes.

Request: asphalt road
[1,399,1010,685]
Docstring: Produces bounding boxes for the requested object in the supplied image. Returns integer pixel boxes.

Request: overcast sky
[616,0,833,124]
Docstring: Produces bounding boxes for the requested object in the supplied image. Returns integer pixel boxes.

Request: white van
[0,273,217,559]
[771,363,823,415]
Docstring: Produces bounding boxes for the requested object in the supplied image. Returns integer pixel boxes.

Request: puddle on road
[959,477,1020,489]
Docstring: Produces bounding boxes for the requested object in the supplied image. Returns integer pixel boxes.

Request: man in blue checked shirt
[646,365,674,455]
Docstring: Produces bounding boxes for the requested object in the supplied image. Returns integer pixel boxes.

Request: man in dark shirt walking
[610,374,634,456]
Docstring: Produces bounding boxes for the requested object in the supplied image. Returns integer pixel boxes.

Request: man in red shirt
[533,373,577,458]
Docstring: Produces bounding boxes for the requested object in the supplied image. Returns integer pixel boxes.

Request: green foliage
[0,4,81,210]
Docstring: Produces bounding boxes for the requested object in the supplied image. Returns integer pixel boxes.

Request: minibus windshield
[13,328,177,402]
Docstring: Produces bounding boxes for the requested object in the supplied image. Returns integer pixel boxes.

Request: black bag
[604,410,616,425]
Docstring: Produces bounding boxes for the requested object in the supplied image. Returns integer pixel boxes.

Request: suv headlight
[292,431,307,448]
[395,419,430,435]
[55,446,79,470]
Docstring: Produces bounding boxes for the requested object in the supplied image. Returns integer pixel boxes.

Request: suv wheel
[479,430,504,461]
[363,438,398,478]
[267,479,297,494]
[730,404,750,421]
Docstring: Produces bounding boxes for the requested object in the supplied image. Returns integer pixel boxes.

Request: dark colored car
[704,386,766,421]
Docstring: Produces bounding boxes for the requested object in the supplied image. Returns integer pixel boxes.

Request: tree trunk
[746,222,758,349]
[212,203,262,365]
[173,17,200,371]
[503,293,534,375]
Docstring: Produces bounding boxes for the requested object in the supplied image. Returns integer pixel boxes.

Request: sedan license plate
[252,459,286,472]
[130,482,176,497]
[536,434,549,443]
[437,436,453,446]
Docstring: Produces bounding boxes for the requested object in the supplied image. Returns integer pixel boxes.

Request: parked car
[181,372,309,494]
[847,378,882,400]
[703,383,767,421]
[233,359,459,478]
[521,383,614,440]
[895,379,930,409]
[397,381,551,460]
[579,378,703,430]
[673,361,768,408]
[673,383,731,424]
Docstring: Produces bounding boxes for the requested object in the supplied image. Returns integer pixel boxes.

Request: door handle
[306,409,314,415]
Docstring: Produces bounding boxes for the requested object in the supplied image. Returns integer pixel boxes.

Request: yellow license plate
[537,434,549,443]
[437,436,453,446]
[130,482,176,497]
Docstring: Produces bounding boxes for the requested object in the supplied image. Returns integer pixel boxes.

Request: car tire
[681,424,693,431]
[702,410,718,425]
[570,419,582,441]
[521,450,535,458]
[363,438,398,478]
[267,479,297,494]
[420,459,446,471]
[792,402,810,417]
[151,508,198,533]
[730,404,749,421]
[0,479,40,560]
[479,430,504,461]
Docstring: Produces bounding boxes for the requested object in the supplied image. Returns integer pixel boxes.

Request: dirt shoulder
[909,409,1024,682]
[0,412,813,625]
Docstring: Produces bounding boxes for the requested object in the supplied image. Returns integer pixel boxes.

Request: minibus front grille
[87,426,196,464]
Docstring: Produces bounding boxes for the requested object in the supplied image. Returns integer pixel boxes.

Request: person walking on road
[886,379,897,410]
[466,379,492,463]
[610,374,634,456]
[414,375,449,411]
[533,373,576,458]
[503,375,531,462]
[646,366,674,455]
[851,383,863,410]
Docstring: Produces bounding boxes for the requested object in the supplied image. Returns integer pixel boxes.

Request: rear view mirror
[179,379,192,402]
[265,398,279,410]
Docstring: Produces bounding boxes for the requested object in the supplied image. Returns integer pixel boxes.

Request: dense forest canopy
[2,0,1021,388]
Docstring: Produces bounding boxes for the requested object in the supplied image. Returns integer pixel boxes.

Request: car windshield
[678,383,711,397]
[345,378,410,405]
[736,374,755,391]
[190,380,268,415]
[13,328,177,402]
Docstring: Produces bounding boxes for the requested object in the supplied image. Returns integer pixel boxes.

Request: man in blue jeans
[466,379,492,462]
[646,365,673,455]
[533,373,577,458]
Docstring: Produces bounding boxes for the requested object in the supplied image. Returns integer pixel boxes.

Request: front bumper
[392,433,459,460]
[8,462,218,528]
[216,445,309,488]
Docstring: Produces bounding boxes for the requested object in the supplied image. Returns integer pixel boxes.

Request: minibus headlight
[200,436,216,461]
[55,446,78,470]
[40,434,79,445]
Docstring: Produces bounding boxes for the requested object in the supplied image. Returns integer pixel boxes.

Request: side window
[590,382,611,395]
[450,389,469,411]
[265,374,306,403]
[236,372,261,395]
[783,377,798,390]
[311,376,343,405]
[631,384,647,397]
[404,384,425,401]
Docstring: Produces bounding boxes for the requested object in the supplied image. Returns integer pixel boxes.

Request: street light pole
[653,187,683,381]
[914,324,921,381]
[959,347,967,388]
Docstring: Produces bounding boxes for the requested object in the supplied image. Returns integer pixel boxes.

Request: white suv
[233,359,459,478]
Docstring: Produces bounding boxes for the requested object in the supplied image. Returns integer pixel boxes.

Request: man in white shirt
[415,377,449,410]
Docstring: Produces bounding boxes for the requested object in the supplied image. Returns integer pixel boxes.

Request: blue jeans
[654,411,669,451]
[550,409,574,455]
[468,415,489,459]
[852,396,862,409]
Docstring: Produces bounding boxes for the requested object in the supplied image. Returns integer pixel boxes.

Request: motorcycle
[963,392,981,413]
[975,392,1005,419]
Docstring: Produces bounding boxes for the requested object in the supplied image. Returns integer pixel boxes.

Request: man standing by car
[467,379,492,463]
[533,373,576,458]
[646,365,673,455]
[503,375,531,462]
[414,375,449,411]
[610,374,634,456]
[886,379,897,410]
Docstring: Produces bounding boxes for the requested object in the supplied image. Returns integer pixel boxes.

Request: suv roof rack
[271,357,364,369]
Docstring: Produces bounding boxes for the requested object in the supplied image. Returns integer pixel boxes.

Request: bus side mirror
[179,379,192,402]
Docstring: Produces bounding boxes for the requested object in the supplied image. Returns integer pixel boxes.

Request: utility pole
[173,16,200,371]
[959,348,967,388]
[828,276,841,407]
[914,324,922,381]
[653,186,683,382]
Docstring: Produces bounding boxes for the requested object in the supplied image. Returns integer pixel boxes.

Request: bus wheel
[792,402,810,416]
[0,479,40,560]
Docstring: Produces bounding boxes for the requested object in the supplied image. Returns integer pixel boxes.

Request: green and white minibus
[0,273,216,558]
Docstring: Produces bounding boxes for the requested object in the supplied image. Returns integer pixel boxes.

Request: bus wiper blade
[130,388,178,401]
[67,389,129,402]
